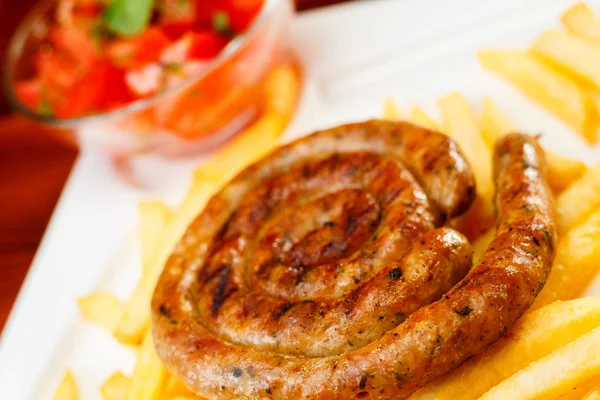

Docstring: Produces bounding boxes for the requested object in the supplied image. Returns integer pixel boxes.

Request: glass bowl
[4,0,295,156]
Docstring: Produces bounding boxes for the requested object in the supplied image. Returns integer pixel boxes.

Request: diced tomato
[14,79,42,110]
[125,64,163,97]
[101,64,135,110]
[188,31,228,59]
[53,60,113,118]
[49,26,98,68]
[35,49,80,91]
[161,19,195,40]
[107,27,172,69]
[73,4,103,19]
[161,33,193,63]
[223,0,264,32]
[195,0,218,27]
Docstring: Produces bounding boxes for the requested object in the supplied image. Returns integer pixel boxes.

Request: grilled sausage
[152,121,555,399]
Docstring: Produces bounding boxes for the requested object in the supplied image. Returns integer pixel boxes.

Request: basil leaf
[38,96,53,117]
[104,0,155,38]
[212,11,230,35]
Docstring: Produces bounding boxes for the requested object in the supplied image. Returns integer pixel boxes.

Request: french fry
[582,382,600,400]
[53,370,78,400]
[439,93,494,239]
[472,228,494,263]
[263,64,301,118]
[557,377,600,400]
[126,329,167,400]
[409,106,440,131]
[198,64,299,181]
[545,152,588,194]
[479,50,600,144]
[479,97,587,194]
[100,371,129,400]
[197,114,285,182]
[562,3,600,46]
[162,374,198,399]
[78,292,124,332]
[532,30,600,92]
[557,164,600,232]
[138,201,171,274]
[531,208,600,310]
[383,98,402,120]
[114,180,220,344]
[479,97,513,147]
[478,325,600,400]
[412,297,600,400]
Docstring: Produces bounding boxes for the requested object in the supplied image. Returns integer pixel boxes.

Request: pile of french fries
[52,4,600,399]
[480,2,600,145]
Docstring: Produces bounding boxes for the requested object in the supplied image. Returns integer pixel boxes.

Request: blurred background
[0,0,354,332]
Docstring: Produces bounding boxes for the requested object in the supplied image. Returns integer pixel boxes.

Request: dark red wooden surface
[0,0,354,333]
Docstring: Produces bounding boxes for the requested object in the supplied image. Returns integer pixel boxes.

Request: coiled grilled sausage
[152,121,555,399]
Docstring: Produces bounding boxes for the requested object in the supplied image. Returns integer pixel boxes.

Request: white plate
[2,0,600,398]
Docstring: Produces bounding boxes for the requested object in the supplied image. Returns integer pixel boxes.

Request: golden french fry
[53,370,78,400]
[545,152,587,194]
[582,382,600,400]
[439,93,494,239]
[479,97,587,194]
[162,374,201,399]
[557,377,600,400]
[78,292,124,332]
[479,50,599,144]
[198,114,285,181]
[383,98,402,120]
[412,297,600,400]
[198,65,299,181]
[138,201,171,274]
[263,64,301,118]
[479,97,514,147]
[472,228,494,263]
[409,106,440,131]
[562,3,600,46]
[557,164,600,232]
[532,30,600,93]
[478,325,600,400]
[531,208,600,310]
[126,329,167,400]
[439,93,493,199]
[100,371,129,400]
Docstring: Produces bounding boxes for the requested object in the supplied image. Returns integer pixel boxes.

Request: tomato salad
[14,0,264,120]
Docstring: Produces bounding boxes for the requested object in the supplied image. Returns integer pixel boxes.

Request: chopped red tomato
[189,31,228,59]
[15,80,42,111]
[35,49,80,91]
[161,19,196,39]
[125,64,163,97]
[16,0,266,119]
[101,65,135,110]
[54,60,119,118]
[108,27,172,69]
[224,0,264,32]
[49,26,98,68]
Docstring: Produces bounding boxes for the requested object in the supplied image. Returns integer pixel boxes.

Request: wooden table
[0,0,354,333]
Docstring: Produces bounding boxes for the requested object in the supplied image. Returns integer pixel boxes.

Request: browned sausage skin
[152,121,555,399]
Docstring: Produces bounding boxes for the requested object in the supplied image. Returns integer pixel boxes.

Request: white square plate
[2,0,600,398]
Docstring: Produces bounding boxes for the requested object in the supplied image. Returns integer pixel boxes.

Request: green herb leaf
[104,0,155,38]
[212,10,233,37]
[38,92,53,117]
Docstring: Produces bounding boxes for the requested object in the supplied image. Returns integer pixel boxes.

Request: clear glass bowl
[4,0,295,156]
